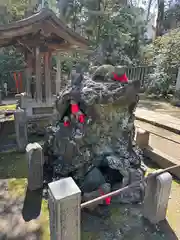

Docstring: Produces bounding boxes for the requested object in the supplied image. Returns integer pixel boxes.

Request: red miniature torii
[13,71,23,93]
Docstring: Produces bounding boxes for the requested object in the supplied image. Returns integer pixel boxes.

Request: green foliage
[83,2,146,65]
[0,1,27,90]
[9,0,29,21]
[58,0,146,67]
[164,4,180,31]
[144,28,180,95]
[0,0,146,87]
[0,47,25,89]
[60,54,89,74]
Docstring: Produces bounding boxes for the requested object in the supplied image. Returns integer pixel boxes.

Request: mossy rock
[92,65,126,81]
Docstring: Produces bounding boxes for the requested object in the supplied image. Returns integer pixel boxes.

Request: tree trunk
[96,0,102,46]
[146,0,153,22]
[155,0,164,38]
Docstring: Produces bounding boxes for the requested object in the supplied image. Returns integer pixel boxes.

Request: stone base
[16,93,55,118]
[135,128,149,149]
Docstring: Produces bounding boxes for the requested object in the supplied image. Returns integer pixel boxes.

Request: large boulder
[43,68,145,204]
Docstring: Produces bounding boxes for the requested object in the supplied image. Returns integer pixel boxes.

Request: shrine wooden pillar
[44,51,52,104]
[25,50,33,96]
[56,52,62,94]
[35,47,42,102]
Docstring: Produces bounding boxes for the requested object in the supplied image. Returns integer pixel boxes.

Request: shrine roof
[0,8,89,50]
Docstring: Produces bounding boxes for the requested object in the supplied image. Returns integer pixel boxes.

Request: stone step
[135,108,180,134]
[135,120,180,144]
[135,121,180,161]
[144,147,180,179]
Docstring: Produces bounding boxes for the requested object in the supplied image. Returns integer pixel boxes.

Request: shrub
[143,29,180,95]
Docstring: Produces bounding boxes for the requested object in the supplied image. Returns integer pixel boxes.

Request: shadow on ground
[22,188,43,222]
[0,151,27,179]
[0,121,17,152]
[81,203,178,240]
[0,180,43,240]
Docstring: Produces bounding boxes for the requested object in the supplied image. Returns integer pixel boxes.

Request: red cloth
[99,188,111,205]
[64,121,70,127]
[78,114,85,123]
[71,104,79,114]
[112,72,128,83]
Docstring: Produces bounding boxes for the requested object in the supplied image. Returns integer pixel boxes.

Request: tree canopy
[57,0,146,67]
[0,0,150,89]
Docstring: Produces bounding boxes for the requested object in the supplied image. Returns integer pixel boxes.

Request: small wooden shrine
[0,8,88,117]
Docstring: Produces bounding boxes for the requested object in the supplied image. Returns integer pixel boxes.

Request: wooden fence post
[48,177,81,240]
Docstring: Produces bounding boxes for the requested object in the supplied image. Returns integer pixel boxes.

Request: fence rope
[81,163,180,209]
